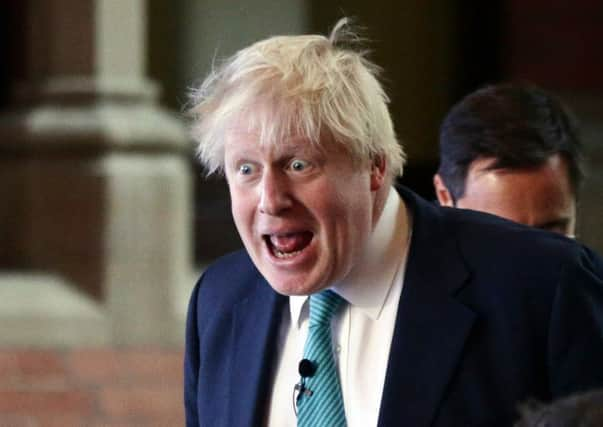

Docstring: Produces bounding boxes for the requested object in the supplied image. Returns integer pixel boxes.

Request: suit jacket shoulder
[440,198,603,313]
[382,186,603,426]
[184,250,286,427]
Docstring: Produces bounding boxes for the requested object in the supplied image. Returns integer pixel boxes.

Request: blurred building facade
[0,0,192,348]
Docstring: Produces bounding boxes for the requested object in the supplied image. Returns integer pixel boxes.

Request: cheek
[229,188,254,229]
[327,177,373,235]
[337,174,373,211]
[315,181,363,220]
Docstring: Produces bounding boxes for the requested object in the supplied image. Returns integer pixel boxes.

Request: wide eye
[238,163,255,175]
[289,159,309,172]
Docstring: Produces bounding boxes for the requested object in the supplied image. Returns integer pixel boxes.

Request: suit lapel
[378,188,477,427]
[228,279,287,427]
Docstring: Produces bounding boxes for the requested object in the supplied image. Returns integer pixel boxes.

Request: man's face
[224,130,384,296]
[436,154,576,236]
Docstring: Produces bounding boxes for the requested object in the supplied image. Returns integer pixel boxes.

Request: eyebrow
[535,218,570,232]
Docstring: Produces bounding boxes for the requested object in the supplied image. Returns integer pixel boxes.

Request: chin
[264,274,329,296]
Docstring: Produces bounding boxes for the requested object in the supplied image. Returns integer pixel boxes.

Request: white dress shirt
[266,187,411,427]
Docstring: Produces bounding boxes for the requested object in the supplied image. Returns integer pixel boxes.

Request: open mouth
[263,231,313,259]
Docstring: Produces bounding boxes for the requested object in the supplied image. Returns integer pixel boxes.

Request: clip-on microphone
[295,358,316,400]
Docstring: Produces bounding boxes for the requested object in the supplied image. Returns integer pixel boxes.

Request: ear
[433,174,454,206]
[370,155,387,191]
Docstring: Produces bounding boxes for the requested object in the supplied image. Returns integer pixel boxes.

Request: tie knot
[309,290,343,326]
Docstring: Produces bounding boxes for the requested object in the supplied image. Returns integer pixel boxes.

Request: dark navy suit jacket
[184,186,603,426]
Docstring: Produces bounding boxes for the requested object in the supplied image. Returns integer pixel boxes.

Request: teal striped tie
[297,290,347,427]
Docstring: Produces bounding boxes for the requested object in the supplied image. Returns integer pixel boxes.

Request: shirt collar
[289,187,409,327]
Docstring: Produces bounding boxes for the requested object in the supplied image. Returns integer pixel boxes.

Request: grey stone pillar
[0,0,192,345]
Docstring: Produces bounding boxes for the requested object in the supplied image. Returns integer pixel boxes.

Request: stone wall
[0,0,193,347]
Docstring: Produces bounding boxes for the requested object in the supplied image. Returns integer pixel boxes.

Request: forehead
[466,155,573,194]
[224,127,325,155]
[463,155,575,223]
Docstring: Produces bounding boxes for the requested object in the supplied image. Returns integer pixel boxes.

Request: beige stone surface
[0,0,194,347]
[0,273,109,347]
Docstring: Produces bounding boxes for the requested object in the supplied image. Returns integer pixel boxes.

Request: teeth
[274,248,303,259]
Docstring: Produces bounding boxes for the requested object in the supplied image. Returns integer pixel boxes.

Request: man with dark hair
[433,83,583,236]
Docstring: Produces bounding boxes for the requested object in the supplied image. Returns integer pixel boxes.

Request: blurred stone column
[0,0,192,345]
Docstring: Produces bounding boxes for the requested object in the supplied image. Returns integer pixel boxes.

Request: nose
[259,170,292,215]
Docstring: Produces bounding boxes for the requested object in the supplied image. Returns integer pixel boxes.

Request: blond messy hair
[188,18,405,177]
